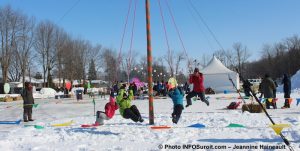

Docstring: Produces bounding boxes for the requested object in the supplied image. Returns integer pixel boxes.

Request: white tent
[201,56,239,93]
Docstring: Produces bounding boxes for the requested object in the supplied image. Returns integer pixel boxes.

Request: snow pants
[23,106,33,121]
[284,93,291,108]
[186,91,208,106]
[172,104,183,123]
[123,105,142,122]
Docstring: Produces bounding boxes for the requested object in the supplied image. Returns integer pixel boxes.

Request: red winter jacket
[189,73,205,92]
[105,96,119,119]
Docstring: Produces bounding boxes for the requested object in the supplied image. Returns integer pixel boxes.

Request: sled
[81,123,100,128]
[150,125,171,129]
[187,123,206,128]
[52,120,74,127]
[0,119,21,125]
[24,124,44,129]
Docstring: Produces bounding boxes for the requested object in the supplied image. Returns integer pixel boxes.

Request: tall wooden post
[145,0,154,125]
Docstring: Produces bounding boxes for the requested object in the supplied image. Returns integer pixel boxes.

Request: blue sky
[1,0,300,61]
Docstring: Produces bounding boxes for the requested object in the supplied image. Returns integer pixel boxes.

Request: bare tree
[15,14,35,85]
[62,39,76,84]
[0,6,23,82]
[89,44,102,75]
[164,49,174,77]
[101,48,118,85]
[122,50,137,83]
[54,27,69,87]
[34,20,56,87]
[8,55,20,81]
[232,42,251,76]
[200,53,211,67]
[285,35,300,75]
[174,51,185,77]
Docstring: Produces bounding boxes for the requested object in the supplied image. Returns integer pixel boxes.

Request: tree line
[0,5,188,87]
[244,35,300,80]
[202,37,300,81]
[1,5,299,88]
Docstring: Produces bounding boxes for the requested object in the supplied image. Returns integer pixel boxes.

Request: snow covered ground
[0,92,300,151]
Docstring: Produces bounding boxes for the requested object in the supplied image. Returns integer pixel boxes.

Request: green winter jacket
[261,77,276,98]
[116,89,134,117]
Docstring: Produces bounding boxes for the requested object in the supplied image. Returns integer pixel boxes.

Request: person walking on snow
[116,84,144,123]
[168,83,184,124]
[21,82,35,122]
[260,74,276,109]
[95,92,119,125]
[186,68,209,107]
[282,74,291,108]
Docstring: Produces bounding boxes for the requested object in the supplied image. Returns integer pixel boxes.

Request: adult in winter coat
[242,79,252,97]
[116,86,144,123]
[260,74,276,109]
[186,68,209,107]
[282,74,291,108]
[21,82,35,122]
[95,94,119,125]
[168,85,184,124]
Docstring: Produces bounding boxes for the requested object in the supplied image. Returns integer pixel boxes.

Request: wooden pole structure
[145,0,154,125]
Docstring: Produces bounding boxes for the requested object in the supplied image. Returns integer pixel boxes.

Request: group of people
[94,67,210,125]
[22,67,293,125]
[20,67,210,125]
[243,73,292,109]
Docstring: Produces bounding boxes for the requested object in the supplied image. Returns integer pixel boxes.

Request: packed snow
[0,91,300,151]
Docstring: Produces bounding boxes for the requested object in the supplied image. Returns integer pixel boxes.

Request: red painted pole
[145,0,154,125]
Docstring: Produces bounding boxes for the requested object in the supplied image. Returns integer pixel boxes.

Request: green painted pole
[146,0,154,125]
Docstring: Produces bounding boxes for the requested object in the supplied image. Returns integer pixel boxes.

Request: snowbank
[33,88,57,99]
[291,69,300,90]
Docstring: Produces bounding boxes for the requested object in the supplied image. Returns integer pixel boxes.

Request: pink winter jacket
[105,96,119,119]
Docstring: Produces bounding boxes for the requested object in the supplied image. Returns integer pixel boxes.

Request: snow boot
[138,117,144,123]
[203,99,209,106]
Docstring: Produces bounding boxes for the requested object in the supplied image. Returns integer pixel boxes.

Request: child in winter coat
[22,82,35,122]
[168,84,184,124]
[116,85,144,123]
[95,93,119,125]
[186,68,209,107]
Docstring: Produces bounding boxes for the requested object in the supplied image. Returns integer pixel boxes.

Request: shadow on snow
[197,138,283,143]
[65,128,120,135]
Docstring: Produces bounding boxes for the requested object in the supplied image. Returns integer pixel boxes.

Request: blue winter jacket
[168,88,184,106]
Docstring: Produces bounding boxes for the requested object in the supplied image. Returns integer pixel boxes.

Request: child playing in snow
[116,84,144,123]
[168,83,184,124]
[95,92,119,125]
[186,68,209,107]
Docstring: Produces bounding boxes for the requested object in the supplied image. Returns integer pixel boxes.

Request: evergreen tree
[88,59,97,80]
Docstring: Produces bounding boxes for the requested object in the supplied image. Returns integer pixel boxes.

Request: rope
[127,0,138,79]
[164,0,192,72]
[57,0,81,23]
[164,0,189,59]
[117,0,133,80]
[185,1,215,51]
[157,0,172,57]
[188,0,226,52]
